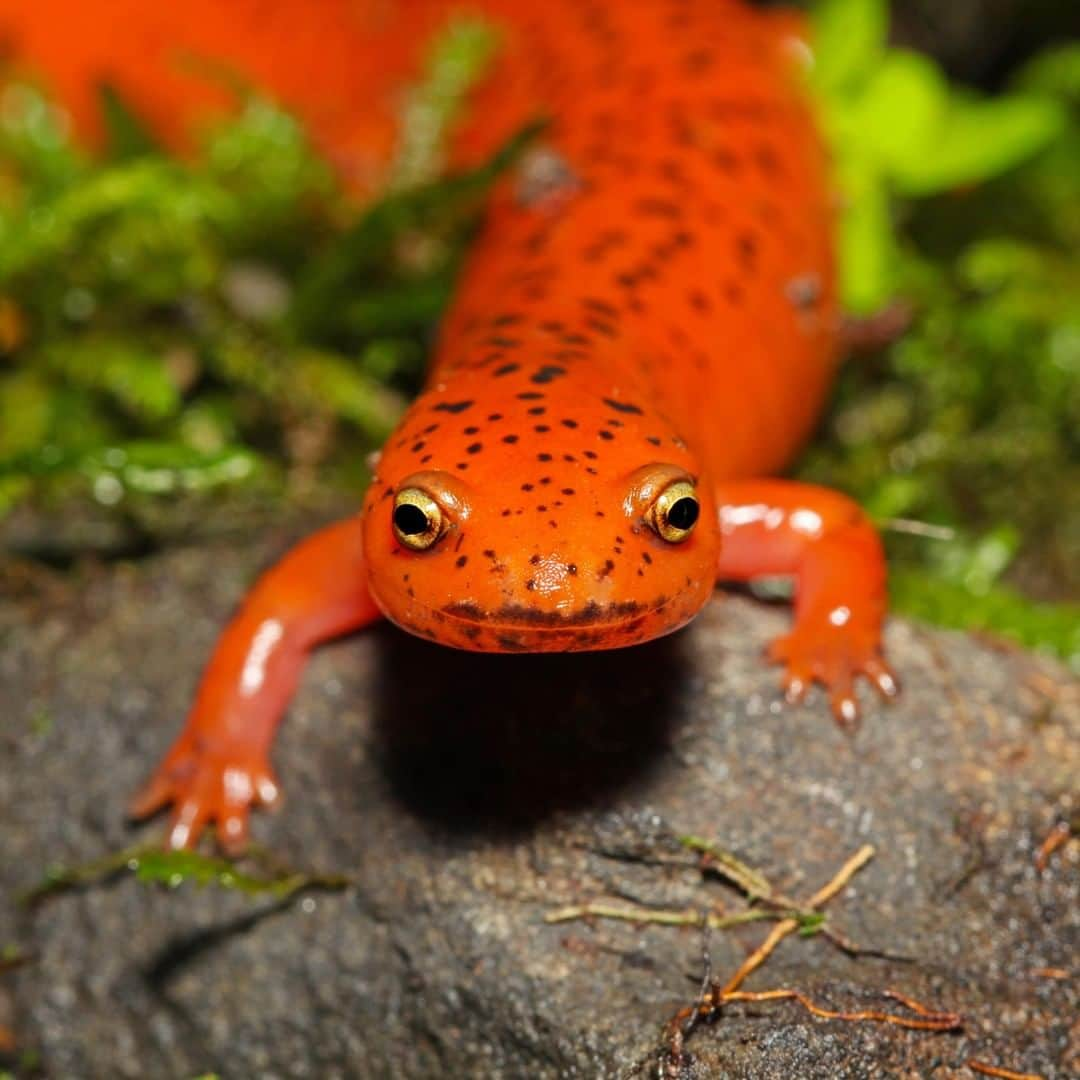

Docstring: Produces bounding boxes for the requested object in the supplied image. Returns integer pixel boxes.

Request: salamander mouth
[375,589,704,653]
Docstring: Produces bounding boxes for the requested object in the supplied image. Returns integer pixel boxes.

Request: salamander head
[362,376,719,652]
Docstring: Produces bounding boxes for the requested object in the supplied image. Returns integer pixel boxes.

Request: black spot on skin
[455,555,468,568]
[434,400,474,414]
[456,463,468,470]
[528,406,546,415]
[561,488,575,496]
[420,454,433,464]
[526,579,537,591]
[464,426,479,435]
[422,423,439,434]
[411,441,425,453]
[643,551,653,565]
[540,477,552,485]
[534,425,551,433]
[536,505,547,513]
[561,419,579,429]
[484,549,497,559]
[598,430,615,441]
[503,434,520,444]
[688,290,711,313]
[602,397,644,415]
[583,450,598,460]
[517,391,544,400]
[494,363,521,377]
[583,297,619,319]
[529,554,541,565]
[737,231,758,265]
[486,336,522,349]
[492,313,523,327]
[585,318,617,338]
[487,413,504,421]
[646,436,662,447]
[522,483,534,491]
[531,365,567,385]
[598,559,616,580]
[466,442,483,454]
[567,563,578,575]
[634,197,682,219]
[538,453,553,462]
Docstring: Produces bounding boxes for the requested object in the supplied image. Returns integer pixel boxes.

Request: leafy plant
[811,0,1067,313]
[801,2,1079,665]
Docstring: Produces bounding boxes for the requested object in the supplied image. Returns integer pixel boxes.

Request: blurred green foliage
[801,6,1080,665]
[0,7,1076,665]
[0,23,507,524]
[811,0,1067,314]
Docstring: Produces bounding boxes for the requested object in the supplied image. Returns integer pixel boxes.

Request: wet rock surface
[1,529,1076,1078]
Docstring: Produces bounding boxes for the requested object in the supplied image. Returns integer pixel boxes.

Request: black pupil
[394,503,431,536]
[667,496,699,531]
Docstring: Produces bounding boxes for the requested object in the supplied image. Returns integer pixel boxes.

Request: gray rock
[1,529,1076,1079]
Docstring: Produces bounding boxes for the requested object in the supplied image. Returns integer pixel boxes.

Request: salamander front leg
[714,480,898,726]
[129,516,382,851]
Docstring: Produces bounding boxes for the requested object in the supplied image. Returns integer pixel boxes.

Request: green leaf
[24,843,351,906]
[810,0,888,93]
[891,96,1066,197]
[836,156,896,314]
[1012,42,1080,102]
[853,51,948,172]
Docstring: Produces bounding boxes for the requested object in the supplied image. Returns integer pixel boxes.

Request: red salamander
[1,0,899,850]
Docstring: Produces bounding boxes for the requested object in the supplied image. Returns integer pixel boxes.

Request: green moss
[0,28,520,529]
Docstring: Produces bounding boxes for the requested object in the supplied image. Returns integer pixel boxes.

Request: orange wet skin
[1,0,899,850]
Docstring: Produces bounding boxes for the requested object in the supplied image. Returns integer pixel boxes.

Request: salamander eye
[393,488,446,551]
[649,480,700,543]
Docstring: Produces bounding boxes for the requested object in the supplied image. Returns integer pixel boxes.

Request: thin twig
[679,835,773,899]
[1034,821,1071,872]
[967,1060,1045,1080]
[881,518,956,541]
[721,845,875,994]
[544,901,801,931]
[720,987,961,1032]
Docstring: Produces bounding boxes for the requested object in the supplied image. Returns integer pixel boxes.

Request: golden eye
[649,480,700,543]
[392,488,446,551]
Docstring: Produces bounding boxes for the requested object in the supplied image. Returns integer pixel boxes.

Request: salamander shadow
[368,625,692,837]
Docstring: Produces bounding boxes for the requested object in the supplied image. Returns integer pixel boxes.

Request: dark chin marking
[442,597,666,628]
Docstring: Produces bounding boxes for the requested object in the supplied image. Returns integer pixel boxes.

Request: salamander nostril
[668,496,700,531]
[393,504,430,535]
